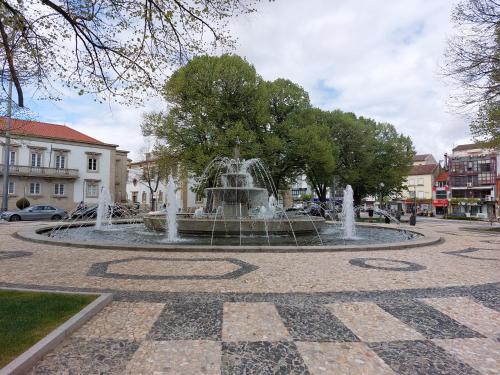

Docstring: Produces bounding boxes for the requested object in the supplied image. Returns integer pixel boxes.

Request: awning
[432,199,448,207]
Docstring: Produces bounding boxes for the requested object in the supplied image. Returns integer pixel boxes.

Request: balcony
[0,164,79,179]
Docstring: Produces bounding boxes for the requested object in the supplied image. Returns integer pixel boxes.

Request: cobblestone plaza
[1,220,499,374]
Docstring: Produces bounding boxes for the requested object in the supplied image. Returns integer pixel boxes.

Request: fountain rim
[15,220,442,253]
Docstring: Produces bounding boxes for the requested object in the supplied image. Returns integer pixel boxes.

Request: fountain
[143,146,325,238]
[341,185,356,239]
[95,186,112,230]
[165,175,179,241]
[39,146,426,248]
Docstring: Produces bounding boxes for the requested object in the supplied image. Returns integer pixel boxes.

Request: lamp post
[410,184,417,226]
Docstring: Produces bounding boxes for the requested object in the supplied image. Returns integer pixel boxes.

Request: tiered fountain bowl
[143,155,325,237]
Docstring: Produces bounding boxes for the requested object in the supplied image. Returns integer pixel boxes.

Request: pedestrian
[489,213,496,226]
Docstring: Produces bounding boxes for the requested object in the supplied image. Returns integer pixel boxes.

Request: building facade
[0,118,129,212]
[448,144,498,217]
[432,170,449,216]
[126,159,199,212]
[402,154,439,214]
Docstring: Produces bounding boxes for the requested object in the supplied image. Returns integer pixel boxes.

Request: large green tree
[144,56,316,191]
[326,111,414,206]
[143,54,268,178]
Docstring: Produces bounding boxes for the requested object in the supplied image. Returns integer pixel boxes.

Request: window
[141,191,147,203]
[54,183,65,195]
[7,181,15,195]
[417,178,424,186]
[86,182,99,198]
[31,152,42,167]
[436,191,447,199]
[55,155,66,169]
[158,191,163,203]
[408,179,415,186]
[132,192,138,203]
[29,182,41,195]
[87,157,98,171]
[417,191,424,199]
[8,150,15,165]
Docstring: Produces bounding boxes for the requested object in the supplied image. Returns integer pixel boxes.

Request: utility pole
[1,79,13,211]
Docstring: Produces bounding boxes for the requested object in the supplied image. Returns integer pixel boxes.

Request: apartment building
[0,117,129,212]
[448,144,497,217]
[402,154,439,213]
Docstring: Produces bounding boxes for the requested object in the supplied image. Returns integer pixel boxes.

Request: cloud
[20,0,469,161]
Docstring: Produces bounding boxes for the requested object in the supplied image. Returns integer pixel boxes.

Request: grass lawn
[0,290,96,368]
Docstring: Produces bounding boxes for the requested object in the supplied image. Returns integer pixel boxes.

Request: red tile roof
[0,117,111,146]
[436,170,448,182]
[409,163,438,176]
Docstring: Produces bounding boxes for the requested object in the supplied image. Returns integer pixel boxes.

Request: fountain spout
[341,185,356,239]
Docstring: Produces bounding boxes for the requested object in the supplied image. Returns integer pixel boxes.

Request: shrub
[445,215,480,221]
[16,197,30,210]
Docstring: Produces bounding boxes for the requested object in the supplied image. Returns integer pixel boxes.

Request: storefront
[432,199,448,216]
[404,199,432,214]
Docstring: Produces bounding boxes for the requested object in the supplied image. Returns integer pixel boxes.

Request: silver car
[1,205,68,221]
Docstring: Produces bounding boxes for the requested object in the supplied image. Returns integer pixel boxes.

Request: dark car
[70,204,127,220]
[1,205,68,221]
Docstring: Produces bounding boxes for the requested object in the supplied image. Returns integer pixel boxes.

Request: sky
[22,0,470,162]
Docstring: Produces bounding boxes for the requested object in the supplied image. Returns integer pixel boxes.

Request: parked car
[69,204,128,220]
[1,205,68,221]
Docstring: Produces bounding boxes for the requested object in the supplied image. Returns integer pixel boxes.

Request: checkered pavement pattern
[29,296,500,375]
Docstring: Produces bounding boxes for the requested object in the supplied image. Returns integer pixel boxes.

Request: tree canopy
[0,0,262,107]
[144,54,415,202]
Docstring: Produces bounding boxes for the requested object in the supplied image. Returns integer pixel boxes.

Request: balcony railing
[0,164,79,179]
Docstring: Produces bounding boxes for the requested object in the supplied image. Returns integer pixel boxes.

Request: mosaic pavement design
[22,283,500,375]
[0,219,498,374]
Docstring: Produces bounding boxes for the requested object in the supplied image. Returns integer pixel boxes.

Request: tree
[143,54,269,181]
[258,78,313,190]
[445,0,500,146]
[286,108,337,203]
[0,0,261,107]
[326,111,414,209]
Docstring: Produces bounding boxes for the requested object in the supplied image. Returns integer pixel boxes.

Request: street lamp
[410,184,417,226]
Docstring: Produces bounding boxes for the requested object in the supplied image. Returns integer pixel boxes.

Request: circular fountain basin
[16,220,441,252]
[143,211,325,235]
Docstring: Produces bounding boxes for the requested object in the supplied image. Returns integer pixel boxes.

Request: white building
[1,117,129,212]
[126,159,199,211]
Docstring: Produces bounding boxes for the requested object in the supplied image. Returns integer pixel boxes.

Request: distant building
[402,154,439,214]
[126,158,199,211]
[432,170,449,216]
[448,144,497,218]
[0,117,129,212]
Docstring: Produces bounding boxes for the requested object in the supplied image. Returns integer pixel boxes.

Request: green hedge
[444,215,480,221]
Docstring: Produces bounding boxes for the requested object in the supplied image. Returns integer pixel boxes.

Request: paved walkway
[0,220,499,374]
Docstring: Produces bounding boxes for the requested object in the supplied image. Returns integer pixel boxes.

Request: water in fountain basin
[95,186,112,230]
[166,175,179,242]
[341,185,357,239]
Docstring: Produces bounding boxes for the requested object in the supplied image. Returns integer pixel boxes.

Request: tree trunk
[354,193,362,218]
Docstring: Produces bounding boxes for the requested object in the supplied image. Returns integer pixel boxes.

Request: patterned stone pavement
[0,219,499,374]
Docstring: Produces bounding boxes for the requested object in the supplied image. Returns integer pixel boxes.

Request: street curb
[0,289,112,375]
